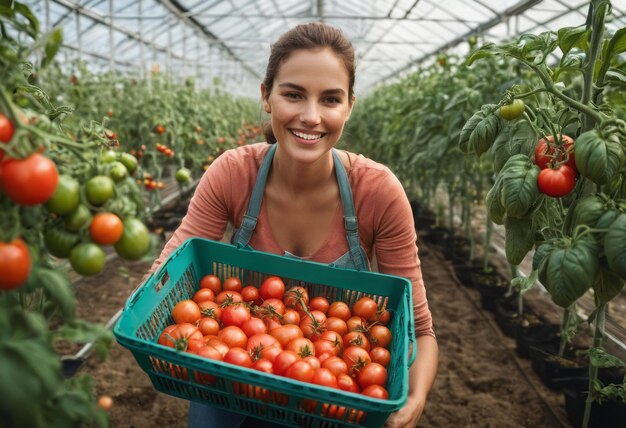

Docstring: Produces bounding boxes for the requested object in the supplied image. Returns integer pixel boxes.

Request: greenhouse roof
[25,0,626,97]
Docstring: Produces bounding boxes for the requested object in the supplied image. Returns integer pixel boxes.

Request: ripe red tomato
[342,346,372,376]
[300,310,327,340]
[311,368,338,389]
[285,337,315,358]
[361,384,389,399]
[283,286,309,309]
[259,276,285,300]
[157,323,202,351]
[368,325,393,349]
[309,296,330,314]
[314,331,343,357]
[325,317,348,336]
[218,326,248,348]
[327,301,351,321]
[246,333,280,355]
[336,373,360,393]
[0,154,58,205]
[221,304,251,328]
[534,134,576,170]
[252,358,274,374]
[537,165,577,197]
[192,288,215,304]
[0,238,31,290]
[346,316,366,332]
[242,317,268,337]
[352,296,379,321]
[198,300,221,320]
[344,331,371,351]
[0,113,15,143]
[270,325,304,348]
[273,350,300,376]
[241,285,259,303]
[282,309,301,325]
[369,347,391,367]
[321,356,349,377]
[97,395,113,411]
[199,274,222,294]
[89,212,124,245]
[215,290,243,305]
[224,347,253,368]
[172,300,201,324]
[285,360,315,383]
[223,276,243,292]
[357,362,387,389]
[197,317,220,336]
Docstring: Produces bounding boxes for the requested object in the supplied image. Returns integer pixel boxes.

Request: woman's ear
[261,83,271,113]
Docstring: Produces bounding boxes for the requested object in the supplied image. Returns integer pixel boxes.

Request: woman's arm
[385,335,438,427]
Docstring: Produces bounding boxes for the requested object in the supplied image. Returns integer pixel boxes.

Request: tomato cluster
[157,275,394,418]
[533,134,578,198]
[156,143,175,157]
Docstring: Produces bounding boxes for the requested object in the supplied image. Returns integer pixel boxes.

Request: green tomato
[44,228,80,258]
[499,99,525,121]
[64,204,92,232]
[45,175,80,215]
[175,168,192,183]
[101,150,118,163]
[85,175,115,206]
[114,217,151,261]
[119,153,138,173]
[108,161,128,182]
[69,243,106,276]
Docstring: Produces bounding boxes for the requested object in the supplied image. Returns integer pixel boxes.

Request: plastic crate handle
[406,287,417,367]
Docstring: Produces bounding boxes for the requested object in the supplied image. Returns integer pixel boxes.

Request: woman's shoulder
[213,143,272,171]
[347,151,399,185]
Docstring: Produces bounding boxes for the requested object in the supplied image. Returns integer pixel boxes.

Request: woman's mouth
[290,129,326,144]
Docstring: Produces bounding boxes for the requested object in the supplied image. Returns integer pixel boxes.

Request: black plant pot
[564,387,626,428]
[515,322,560,359]
[528,343,588,389]
[494,297,521,338]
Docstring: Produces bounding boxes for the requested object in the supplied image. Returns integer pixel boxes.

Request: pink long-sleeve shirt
[150,143,434,338]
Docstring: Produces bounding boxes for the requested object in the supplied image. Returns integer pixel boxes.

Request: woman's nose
[300,101,321,125]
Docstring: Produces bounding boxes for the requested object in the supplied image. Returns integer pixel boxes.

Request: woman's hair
[262,22,356,143]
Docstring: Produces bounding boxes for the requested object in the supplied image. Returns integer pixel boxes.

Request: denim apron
[189,143,370,428]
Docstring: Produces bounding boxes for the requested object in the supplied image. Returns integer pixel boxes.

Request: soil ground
[73,230,578,428]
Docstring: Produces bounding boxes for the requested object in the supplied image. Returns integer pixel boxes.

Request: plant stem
[581,0,608,131]
[483,216,493,272]
[582,303,606,428]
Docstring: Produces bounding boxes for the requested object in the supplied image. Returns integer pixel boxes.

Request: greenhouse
[1,1,626,427]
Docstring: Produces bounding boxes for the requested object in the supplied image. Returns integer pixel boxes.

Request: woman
[148,22,438,428]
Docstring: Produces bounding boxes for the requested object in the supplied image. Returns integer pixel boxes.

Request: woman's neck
[270,148,336,197]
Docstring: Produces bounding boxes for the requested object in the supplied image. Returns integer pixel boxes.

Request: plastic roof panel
[20,0,626,96]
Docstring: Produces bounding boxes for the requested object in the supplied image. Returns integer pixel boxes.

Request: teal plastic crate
[114,238,416,428]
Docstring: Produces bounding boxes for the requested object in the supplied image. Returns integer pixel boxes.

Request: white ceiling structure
[25,0,626,97]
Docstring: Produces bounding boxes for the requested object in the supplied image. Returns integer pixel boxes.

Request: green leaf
[486,179,505,225]
[42,27,64,68]
[504,215,536,265]
[592,266,625,304]
[53,320,113,359]
[588,347,626,369]
[499,154,541,218]
[466,43,499,66]
[605,25,626,61]
[604,213,626,280]
[544,238,599,308]
[576,129,625,186]
[557,26,590,56]
[605,68,626,85]
[39,267,76,321]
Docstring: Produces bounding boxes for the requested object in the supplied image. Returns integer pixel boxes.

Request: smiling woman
[142,22,439,428]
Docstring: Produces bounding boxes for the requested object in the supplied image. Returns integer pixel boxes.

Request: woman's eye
[324,97,340,104]
[285,93,301,99]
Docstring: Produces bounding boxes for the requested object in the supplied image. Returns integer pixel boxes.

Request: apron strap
[231,144,277,247]
[332,149,369,271]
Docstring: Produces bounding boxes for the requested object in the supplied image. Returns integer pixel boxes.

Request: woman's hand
[384,394,425,428]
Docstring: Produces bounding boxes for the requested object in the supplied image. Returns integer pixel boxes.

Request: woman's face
[261,48,354,165]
